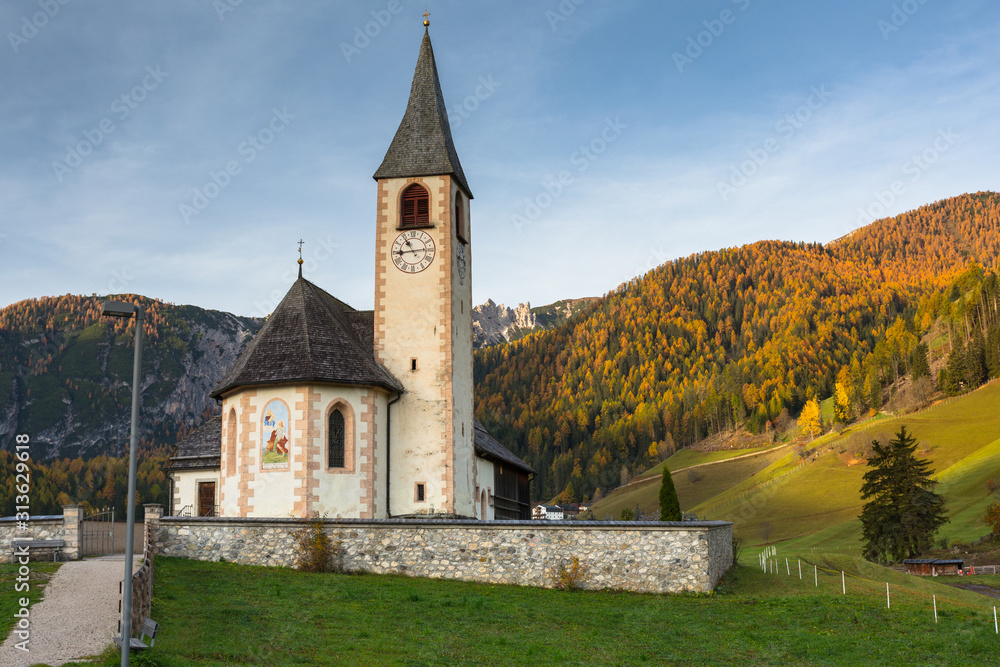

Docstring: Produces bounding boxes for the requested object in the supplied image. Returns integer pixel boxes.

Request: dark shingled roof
[211,277,403,398]
[166,415,221,470]
[474,420,534,475]
[373,29,473,198]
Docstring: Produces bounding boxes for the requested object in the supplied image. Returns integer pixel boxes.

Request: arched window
[400,184,430,227]
[225,409,237,477]
[328,409,345,468]
[455,192,468,243]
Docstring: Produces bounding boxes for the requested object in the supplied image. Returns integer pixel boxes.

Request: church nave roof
[210,277,403,398]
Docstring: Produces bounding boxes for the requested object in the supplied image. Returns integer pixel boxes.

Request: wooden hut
[903,559,964,576]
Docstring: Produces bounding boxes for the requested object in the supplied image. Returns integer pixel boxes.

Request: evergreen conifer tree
[910,342,930,379]
[658,467,681,521]
[944,338,967,395]
[859,426,948,563]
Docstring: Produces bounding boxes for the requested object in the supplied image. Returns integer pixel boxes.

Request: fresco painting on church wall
[261,399,290,469]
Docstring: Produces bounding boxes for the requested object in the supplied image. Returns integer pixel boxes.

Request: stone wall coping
[158,516,732,531]
[0,515,62,523]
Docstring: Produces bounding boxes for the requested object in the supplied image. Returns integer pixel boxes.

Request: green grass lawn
[0,561,61,642]
[689,382,1000,549]
[67,556,1000,666]
[594,447,789,520]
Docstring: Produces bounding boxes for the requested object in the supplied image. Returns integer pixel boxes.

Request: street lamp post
[102,300,144,666]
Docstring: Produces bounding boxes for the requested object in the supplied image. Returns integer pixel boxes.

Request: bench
[116,618,158,651]
[9,539,65,563]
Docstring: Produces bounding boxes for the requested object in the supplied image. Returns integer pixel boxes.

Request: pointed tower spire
[373,27,472,198]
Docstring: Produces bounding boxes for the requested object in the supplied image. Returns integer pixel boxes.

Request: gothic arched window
[401,184,430,227]
[328,409,345,468]
[455,192,467,243]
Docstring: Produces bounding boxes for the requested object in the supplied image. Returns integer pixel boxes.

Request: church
[166,24,533,522]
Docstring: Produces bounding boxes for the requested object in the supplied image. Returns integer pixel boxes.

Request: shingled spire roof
[210,277,402,398]
[373,28,472,198]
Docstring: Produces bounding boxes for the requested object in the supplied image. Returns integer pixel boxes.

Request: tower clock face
[392,230,436,273]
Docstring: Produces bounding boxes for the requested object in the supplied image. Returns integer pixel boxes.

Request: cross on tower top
[297,239,305,277]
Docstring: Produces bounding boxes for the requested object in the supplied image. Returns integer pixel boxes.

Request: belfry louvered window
[401,184,430,227]
[328,409,345,468]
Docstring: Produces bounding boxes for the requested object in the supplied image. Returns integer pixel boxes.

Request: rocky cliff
[472,300,538,348]
[472,297,598,349]
[0,295,261,460]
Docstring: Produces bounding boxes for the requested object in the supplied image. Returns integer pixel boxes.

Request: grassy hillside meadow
[593,379,1000,554]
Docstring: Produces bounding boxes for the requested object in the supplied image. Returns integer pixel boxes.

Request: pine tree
[944,338,967,395]
[910,342,930,379]
[860,426,948,563]
[966,329,987,388]
[658,467,681,521]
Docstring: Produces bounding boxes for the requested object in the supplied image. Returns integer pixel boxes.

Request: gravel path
[0,556,138,667]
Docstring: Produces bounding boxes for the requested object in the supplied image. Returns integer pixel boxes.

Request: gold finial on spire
[297,239,305,278]
[423,7,430,27]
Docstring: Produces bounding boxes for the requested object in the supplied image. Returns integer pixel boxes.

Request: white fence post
[842,571,845,595]
[933,595,938,623]
[886,582,890,609]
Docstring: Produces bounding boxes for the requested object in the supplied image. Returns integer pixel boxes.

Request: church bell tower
[372,23,475,517]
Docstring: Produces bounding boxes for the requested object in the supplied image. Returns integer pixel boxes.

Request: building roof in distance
[474,420,534,474]
[373,29,472,198]
[211,277,403,398]
[167,415,222,471]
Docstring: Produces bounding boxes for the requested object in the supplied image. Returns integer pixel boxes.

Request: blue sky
[2,0,998,316]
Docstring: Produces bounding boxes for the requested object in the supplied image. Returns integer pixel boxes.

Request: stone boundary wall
[120,507,159,639]
[0,505,81,560]
[152,515,733,593]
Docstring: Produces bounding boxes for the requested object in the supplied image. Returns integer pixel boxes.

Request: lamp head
[102,300,136,318]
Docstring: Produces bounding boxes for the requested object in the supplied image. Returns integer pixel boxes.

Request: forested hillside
[0,294,261,459]
[474,192,1000,502]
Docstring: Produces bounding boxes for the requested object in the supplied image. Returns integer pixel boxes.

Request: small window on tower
[415,483,426,502]
[400,184,430,228]
[411,358,418,372]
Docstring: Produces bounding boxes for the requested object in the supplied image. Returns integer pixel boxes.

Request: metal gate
[82,508,115,556]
